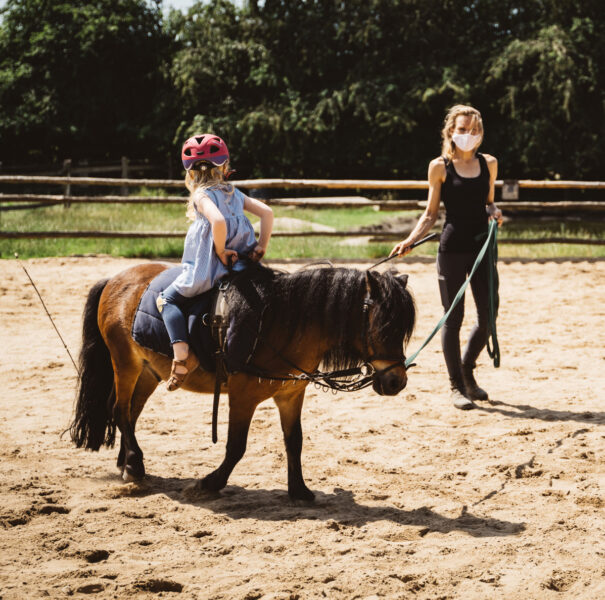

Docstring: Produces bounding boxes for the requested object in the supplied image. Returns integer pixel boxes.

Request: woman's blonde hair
[185,162,233,220]
[441,104,484,160]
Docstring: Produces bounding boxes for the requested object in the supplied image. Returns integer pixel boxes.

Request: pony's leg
[110,352,147,482]
[201,383,260,492]
[274,387,314,501]
[116,366,159,472]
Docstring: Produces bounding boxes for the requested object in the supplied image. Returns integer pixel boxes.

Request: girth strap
[209,280,231,444]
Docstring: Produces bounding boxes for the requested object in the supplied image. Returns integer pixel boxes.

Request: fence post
[502,180,519,201]
[62,159,72,208]
[121,156,129,196]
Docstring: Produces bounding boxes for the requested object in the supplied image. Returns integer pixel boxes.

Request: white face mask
[452,132,481,152]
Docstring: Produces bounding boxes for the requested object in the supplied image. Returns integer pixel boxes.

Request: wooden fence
[1,175,604,244]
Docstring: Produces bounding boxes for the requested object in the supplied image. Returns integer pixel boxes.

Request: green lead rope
[405,219,500,369]
[486,220,500,367]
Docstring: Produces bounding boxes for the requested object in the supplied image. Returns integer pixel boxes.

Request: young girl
[391,105,502,410]
[158,134,274,391]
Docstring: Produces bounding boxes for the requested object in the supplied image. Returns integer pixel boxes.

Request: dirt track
[1,257,604,599]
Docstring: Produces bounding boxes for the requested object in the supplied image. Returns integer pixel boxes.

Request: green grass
[1,199,603,259]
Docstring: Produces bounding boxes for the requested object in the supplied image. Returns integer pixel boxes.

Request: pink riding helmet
[181,134,230,170]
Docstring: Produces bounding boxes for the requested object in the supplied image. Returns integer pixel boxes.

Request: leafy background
[1,0,603,180]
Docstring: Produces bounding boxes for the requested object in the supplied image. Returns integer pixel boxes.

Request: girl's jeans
[159,283,190,345]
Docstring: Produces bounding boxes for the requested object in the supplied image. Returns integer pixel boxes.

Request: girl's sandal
[166,355,199,392]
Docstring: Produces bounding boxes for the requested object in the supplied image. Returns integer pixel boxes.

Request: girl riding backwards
[158,134,274,391]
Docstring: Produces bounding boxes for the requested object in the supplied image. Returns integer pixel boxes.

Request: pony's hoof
[182,480,219,500]
[122,470,137,483]
[122,465,145,483]
[289,486,315,502]
[200,471,227,492]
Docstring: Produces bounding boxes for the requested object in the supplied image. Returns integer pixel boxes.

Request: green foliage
[0,0,174,163]
[0,0,603,179]
[484,3,605,179]
[167,0,604,179]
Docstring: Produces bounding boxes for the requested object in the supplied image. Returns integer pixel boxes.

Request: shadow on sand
[476,399,605,425]
[114,476,525,539]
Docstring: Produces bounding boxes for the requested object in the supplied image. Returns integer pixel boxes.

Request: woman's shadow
[475,399,605,425]
[116,476,525,539]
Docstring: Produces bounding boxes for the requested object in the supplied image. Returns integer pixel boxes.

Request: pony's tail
[70,278,116,451]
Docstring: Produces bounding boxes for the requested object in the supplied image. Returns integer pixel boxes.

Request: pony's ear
[397,273,409,288]
[365,270,381,298]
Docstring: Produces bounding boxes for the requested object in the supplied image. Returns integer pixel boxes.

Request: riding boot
[450,378,475,410]
[462,363,488,401]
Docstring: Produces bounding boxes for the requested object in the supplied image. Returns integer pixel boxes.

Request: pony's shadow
[119,476,525,539]
[476,399,605,425]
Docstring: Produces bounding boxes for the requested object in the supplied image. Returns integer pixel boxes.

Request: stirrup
[167,355,199,392]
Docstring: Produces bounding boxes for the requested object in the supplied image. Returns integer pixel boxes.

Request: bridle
[208,262,415,442]
[359,271,409,380]
[239,270,410,392]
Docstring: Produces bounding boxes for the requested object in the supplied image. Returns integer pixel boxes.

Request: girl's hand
[248,245,265,262]
[389,238,414,258]
[218,249,238,266]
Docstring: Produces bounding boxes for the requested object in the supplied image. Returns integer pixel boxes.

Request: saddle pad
[131,266,217,372]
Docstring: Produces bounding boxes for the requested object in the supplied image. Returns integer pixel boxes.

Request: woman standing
[391,105,502,410]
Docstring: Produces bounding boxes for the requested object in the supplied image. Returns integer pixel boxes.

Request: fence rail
[2,230,603,246]
[2,174,605,190]
[1,174,603,245]
[1,194,604,212]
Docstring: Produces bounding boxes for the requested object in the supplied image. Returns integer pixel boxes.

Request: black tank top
[439,153,490,253]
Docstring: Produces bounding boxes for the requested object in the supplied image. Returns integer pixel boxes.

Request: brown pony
[69,263,415,501]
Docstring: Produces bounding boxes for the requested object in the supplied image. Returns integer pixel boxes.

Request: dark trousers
[436,252,489,387]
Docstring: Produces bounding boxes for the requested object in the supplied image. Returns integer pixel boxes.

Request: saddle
[131,266,250,374]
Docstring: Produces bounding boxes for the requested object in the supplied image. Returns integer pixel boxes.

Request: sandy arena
[1,256,604,599]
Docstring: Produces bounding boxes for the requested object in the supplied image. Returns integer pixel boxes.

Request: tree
[484,1,605,178]
[0,0,173,163]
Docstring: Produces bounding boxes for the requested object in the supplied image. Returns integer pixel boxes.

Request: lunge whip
[367,232,439,270]
[14,253,80,375]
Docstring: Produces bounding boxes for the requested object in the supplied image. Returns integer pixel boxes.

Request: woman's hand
[217,248,238,267]
[389,237,414,258]
[490,207,503,227]
[248,245,266,262]
[487,203,503,226]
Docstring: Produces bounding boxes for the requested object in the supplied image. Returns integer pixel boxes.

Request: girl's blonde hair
[441,104,484,160]
[185,162,234,220]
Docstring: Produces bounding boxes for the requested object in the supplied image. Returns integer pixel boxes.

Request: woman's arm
[484,154,503,226]
[390,158,444,257]
[195,192,237,265]
[243,195,274,260]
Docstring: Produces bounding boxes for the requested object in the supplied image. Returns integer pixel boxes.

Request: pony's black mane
[227,263,416,372]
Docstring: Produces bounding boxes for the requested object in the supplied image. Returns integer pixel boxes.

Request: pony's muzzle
[371,361,407,396]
